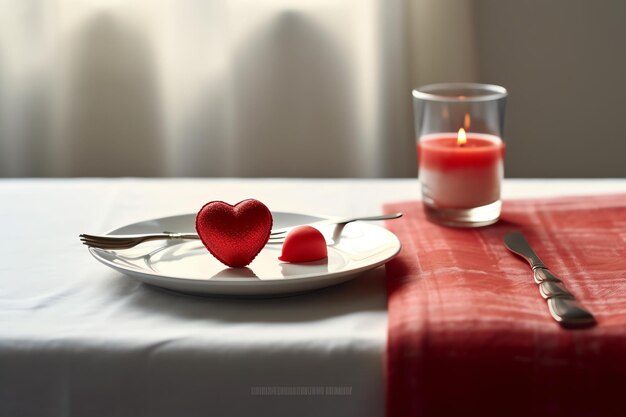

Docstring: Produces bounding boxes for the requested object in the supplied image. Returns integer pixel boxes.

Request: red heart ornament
[195,199,273,268]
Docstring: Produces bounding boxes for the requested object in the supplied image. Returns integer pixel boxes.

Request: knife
[504,231,596,328]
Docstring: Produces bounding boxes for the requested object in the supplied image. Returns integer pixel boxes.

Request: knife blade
[504,232,560,284]
[504,231,596,328]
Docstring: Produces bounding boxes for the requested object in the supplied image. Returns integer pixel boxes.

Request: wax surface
[418,134,505,170]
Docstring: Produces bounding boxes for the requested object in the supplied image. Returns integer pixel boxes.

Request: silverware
[80,213,403,250]
[504,231,596,328]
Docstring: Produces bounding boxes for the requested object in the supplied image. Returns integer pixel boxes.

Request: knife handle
[548,297,596,328]
[534,268,596,328]
[539,280,572,299]
[533,268,562,284]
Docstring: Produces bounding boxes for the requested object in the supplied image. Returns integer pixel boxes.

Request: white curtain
[0,0,476,177]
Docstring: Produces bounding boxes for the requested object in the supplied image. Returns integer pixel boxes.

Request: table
[1,179,624,417]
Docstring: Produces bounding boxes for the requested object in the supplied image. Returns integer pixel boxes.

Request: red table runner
[384,194,626,417]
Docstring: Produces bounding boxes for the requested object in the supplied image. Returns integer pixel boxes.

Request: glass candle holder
[413,83,508,227]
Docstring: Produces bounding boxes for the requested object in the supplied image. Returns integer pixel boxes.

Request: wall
[1,0,624,178]
[473,0,626,177]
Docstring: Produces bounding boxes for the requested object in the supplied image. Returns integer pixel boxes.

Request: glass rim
[412,83,508,102]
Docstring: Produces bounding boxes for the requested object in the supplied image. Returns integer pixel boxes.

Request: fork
[79,213,402,250]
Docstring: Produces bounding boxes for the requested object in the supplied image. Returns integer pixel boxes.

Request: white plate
[89,212,401,297]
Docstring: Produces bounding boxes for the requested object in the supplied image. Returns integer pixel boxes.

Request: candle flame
[464,113,471,130]
[457,128,467,146]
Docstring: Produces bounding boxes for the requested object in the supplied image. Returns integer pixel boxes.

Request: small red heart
[278,226,328,263]
[195,199,273,268]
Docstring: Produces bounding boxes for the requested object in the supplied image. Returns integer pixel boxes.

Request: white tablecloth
[1,179,625,417]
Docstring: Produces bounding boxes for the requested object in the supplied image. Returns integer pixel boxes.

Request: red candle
[418,130,505,209]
